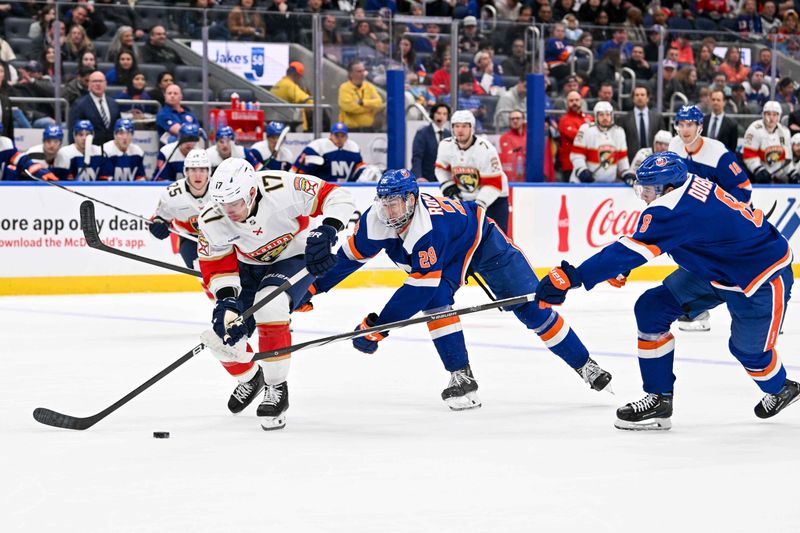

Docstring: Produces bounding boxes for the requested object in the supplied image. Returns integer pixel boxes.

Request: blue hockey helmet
[375,169,419,229]
[179,122,200,142]
[73,120,94,134]
[674,105,704,126]
[634,151,688,203]
[215,125,235,140]
[113,118,135,133]
[266,121,286,137]
[43,124,63,141]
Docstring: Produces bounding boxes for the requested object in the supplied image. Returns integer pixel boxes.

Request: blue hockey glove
[352,312,389,354]
[149,217,170,239]
[212,297,249,346]
[577,169,595,183]
[305,224,338,277]
[535,260,583,306]
[753,168,771,184]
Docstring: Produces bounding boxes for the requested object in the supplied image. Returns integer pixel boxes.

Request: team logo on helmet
[655,156,668,167]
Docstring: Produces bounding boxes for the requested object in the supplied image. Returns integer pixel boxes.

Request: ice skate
[754,380,800,419]
[257,381,289,430]
[575,357,613,393]
[677,311,710,332]
[227,366,265,415]
[441,365,481,411]
[615,393,673,431]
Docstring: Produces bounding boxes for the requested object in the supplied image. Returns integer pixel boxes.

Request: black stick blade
[33,407,94,430]
[79,200,102,246]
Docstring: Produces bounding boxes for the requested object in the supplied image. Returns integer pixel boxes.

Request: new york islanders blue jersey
[668,136,751,202]
[578,175,793,297]
[292,138,365,182]
[99,141,146,181]
[315,193,486,323]
[154,141,189,181]
[53,143,104,181]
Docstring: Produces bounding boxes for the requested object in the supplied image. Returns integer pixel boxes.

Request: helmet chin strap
[682,124,703,148]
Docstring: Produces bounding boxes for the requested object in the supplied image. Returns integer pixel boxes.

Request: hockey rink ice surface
[2,282,800,532]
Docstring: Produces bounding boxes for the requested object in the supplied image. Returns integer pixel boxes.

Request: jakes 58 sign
[190,41,289,86]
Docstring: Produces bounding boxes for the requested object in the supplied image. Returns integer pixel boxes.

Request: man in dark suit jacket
[411,103,451,182]
[68,71,120,145]
[618,85,664,160]
[705,89,739,152]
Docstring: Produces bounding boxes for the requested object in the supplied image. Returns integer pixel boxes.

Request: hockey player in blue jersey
[0,123,57,181]
[153,122,200,181]
[291,122,366,182]
[535,152,798,430]
[310,169,613,410]
[25,124,63,170]
[205,125,261,173]
[251,121,293,171]
[53,120,103,181]
[99,119,146,181]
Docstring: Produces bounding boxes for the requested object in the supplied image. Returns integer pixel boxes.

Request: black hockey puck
[153,431,170,439]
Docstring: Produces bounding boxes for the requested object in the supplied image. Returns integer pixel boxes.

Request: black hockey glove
[621,171,636,187]
[149,217,170,240]
[305,224,339,277]
[577,169,595,183]
[753,168,771,184]
[441,182,461,199]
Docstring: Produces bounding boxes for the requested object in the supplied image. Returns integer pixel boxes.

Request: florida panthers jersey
[314,193,486,324]
[668,136,751,202]
[53,143,103,181]
[250,141,293,171]
[434,135,509,208]
[98,141,146,181]
[577,174,793,297]
[742,120,793,179]
[570,123,630,183]
[291,138,365,182]
[153,179,209,236]
[197,170,355,296]
[205,144,261,173]
[631,147,653,172]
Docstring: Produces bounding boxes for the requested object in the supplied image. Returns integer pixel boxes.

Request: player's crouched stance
[311,169,612,411]
[536,152,799,430]
[197,158,354,430]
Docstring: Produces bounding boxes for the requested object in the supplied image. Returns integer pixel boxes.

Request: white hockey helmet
[183,148,211,172]
[593,100,613,117]
[356,164,382,182]
[451,109,476,128]
[763,100,782,118]
[209,158,257,207]
[654,130,673,145]
[792,133,800,145]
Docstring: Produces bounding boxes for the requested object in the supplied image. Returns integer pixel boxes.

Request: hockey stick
[252,292,535,362]
[32,268,310,430]
[26,170,198,242]
[152,139,182,181]
[78,133,93,182]
[80,200,202,277]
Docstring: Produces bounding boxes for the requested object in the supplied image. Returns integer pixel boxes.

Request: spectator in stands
[106,26,140,63]
[63,65,93,105]
[753,48,779,83]
[78,49,97,72]
[695,0,731,21]
[149,71,175,106]
[545,23,573,82]
[115,71,158,118]
[416,22,444,54]
[552,74,580,110]
[497,109,527,181]
[589,49,620,97]
[788,104,800,134]
[676,66,701,103]
[156,84,200,142]
[70,71,121,145]
[66,2,108,40]
[695,45,718,83]
[96,0,145,38]
[563,14,582,42]
[623,7,646,44]
[39,45,56,79]
[32,19,65,65]
[99,118,146,181]
[228,0,266,41]
[705,89,739,151]
[338,60,385,131]
[502,39,528,78]
[643,25,662,63]
[777,11,800,59]
[351,20,377,48]
[591,10,612,43]
[557,90,592,179]
[576,30,593,50]
[736,0,762,34]
[761,1,782,34]
[596,82,616,109]
[179,0,229,41]
[495,76,526,131]
[552,0,576,21]
[141,25,183,70]
[395,36,422,74]
[577,0,601,23]
[472,51,504,96]
[495,0,522,21]
[29,4,56,40]
[429,51,451,97]
[271,61,312,131]
[537,3,554,24]
[105,50,137,86]
[406,70,435,109]
[710,72,732,97]
[265,0,295,43]
[597,28,633,63]
[775,77,798,111]
[458,16,484,55]
[456,71,487,132]
[671,35,695,67]
[719,47,750,84]
[64,24,95,62]
[506,6,534,49]
[661,59,681,111]
[0,63,13,135]
[697,87,712,114]
[743,69,770,111]
[411,103,450,182]
[25,124,63,169]
[605,0,626,24]
[321,14,342,45]
[11,60,56,128]
[624,45,653,81]
[620,85,663,159]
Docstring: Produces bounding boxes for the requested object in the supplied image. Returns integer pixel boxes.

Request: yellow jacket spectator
[338,61,385,131]
[271,62,312,130]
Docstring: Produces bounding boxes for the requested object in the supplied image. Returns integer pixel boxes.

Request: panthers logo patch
[245,233,294,263]
[598,144,616,169]
[452,166,480,192]
[764,146,785,165]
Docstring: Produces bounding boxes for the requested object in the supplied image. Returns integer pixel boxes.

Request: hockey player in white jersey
[631,130,672,172]
[149,149,212,270]
[206,125,260,173]
[570,101,634,184]
[742,101,796,183]
[53,120,103,181]
[792,133,800,181]
[291,122,366,182]
[251,121,293,171]
[25,124,63,169]
[434,109,510,232]
[197,159,355,430]
[99,119,146,181]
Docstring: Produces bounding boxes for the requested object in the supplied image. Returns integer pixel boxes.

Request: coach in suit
[68,71,120,145]
[411,103,451,182]
[618,85,664,160]
[705,88,739,152]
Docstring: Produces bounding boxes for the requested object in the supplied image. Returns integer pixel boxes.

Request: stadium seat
[182,88,205,102]
[97,20,116,40]
[97,62,114,73]
[139,63,167,85]
[174,65,203,86]
[695,17,719,33]
[4,17,31,39]
[136,5,170,34]
[8,37,32,57]
[219,88,255,102]
[62,61,78,79]
[93,41,110,61]
[500,75,518,89]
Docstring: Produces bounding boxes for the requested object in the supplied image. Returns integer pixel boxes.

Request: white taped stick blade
[200,330,251,363]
